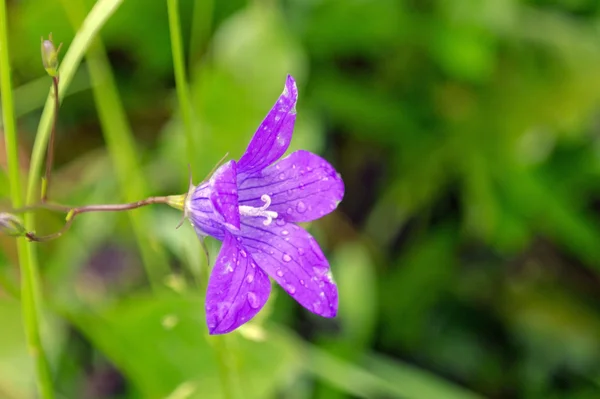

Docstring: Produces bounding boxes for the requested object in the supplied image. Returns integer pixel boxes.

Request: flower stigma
[239,194,278,226]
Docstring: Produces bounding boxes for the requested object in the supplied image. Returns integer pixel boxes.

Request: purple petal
[236,217,338,318]
[209,160,240,230]
[206,231,271,334]
[188,182,226,240]
[238,150,344,223]
[237,75,298,175]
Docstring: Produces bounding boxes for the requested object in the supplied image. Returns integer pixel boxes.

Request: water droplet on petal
[224,263,234,274]
[276,269,284,277]
[247,292,260,309]
[286,284,296,294]
[287,207,293,215]
[240,249,247,258]
[278,173,285,180]
[276,219,286,226]
[296,201,306,213]
[246,274,254,283]
[281,230,289,236]
[319,292,326,299]
[298,248,305,255]
[282,254,292,262]
[300,279,305,286]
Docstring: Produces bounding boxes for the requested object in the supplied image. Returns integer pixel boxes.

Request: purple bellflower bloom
[185,75,344,334]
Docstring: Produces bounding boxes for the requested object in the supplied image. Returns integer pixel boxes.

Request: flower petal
[237,75,298,174]
[236,217,338,318]
[209,160,240,230]
[238,150,344,223]
[206,231,271,334]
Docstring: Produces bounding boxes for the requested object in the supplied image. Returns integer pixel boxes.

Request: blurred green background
[2,0,600,398]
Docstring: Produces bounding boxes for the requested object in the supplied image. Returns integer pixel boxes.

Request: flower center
[239,194,278,226]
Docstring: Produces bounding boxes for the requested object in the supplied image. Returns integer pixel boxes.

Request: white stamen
[239,194,278,226]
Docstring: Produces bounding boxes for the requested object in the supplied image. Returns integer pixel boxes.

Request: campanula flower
[186,75,344,334]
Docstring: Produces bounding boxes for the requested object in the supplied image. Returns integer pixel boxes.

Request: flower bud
[0,213,26,237]
[41,33,61,77]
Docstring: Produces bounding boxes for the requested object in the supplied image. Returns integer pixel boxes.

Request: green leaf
[66,294,302,399]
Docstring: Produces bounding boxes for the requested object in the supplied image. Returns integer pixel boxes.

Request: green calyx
[166,194,186,211]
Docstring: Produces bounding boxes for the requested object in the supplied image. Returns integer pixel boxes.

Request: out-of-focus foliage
[2,0,600,398]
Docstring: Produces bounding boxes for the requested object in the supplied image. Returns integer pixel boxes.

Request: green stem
[26,0,126,208]
[188,0,213,73]
[167,0,196,168]
[59,0,170,291]
[0,2,55,398]
[167,4,239,397]
[212,335,234,399]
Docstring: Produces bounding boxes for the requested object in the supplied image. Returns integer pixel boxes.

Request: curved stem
[24,196,174,242]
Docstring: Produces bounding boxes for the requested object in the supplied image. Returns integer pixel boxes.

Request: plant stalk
[0,1,55,397]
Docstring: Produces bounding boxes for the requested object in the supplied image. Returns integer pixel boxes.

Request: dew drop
[319,291,326,299]
[224,263,234,274]
[281,230,289,236]
[247,292,260,309]
[278,173,285,180]
[276,219,286,226]
[246,274,254,283]
[276,269,284,277]
[286,284,296,294]
[298,248,305,255]
[282,254,292,262]
[300,279,305,286]
[287,207,293,215]
[296,201,307,213]
[240,249,247,258]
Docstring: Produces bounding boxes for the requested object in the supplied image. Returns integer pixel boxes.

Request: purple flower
[185,75,344,334]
